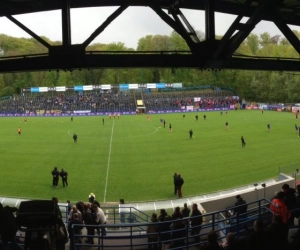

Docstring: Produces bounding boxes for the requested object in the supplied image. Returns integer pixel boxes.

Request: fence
[68,199,274,250]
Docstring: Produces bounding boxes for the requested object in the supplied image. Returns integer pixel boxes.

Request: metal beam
[177,10,200,43]
[222,0,272,58]
[0,54,299,73]
[83,5,128,47]
[5,15,51,50]
[150,5,196,51]
[273,10,300,55]
[206,0,254,68]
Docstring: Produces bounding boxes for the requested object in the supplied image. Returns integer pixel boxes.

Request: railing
[68,199,275,250]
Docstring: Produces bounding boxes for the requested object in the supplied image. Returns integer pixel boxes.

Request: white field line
[103,119,115,202]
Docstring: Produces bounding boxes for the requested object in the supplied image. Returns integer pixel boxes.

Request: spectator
[75,201,85,214]
[89,193,95,203]
[160,215,172,250]
[172,206,183,220]
[265,214,289,250]
[233,195,247,218]
[190,203,203,244]
[172,219,186,249]
[220,232,239,250]
[282,183,296,225]
[270,191,290,224]
[92,203,107,236]
[295,184,300,219]
[0,204,22,250]
[158,209,167,222]
[181,203,191,218]
[68,205,83,223]
[119,198,126,223]
[200,230,223,250]
[67,200,72,215]
[146,213,159,249]
[82,203,96,244]
[244,219,267,250]
[67,213,83,250]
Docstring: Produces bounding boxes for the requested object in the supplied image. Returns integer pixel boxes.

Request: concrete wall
[200,174,294,213]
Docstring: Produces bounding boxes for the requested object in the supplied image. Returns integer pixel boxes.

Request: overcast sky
[0,6,299,49]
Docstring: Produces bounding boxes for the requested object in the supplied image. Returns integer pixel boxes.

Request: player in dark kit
[225,122,229,130]
[195,115,198,121]
[73,133,77,143]
[267,123,271,132]
[241,136,246,147]
[52,167,59,187]
[60,169,68,187]
[189,129,193,139]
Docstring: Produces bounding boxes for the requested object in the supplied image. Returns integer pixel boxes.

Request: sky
[0,6,299,49]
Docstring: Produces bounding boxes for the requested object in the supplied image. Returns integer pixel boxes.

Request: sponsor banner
[119,84,129,90]
[39,87,48,92]
[147,83,156,89]
[0,108,235,117]
[194,97,201,102]
[156,83,165,89]
[277,108,282,112]
[186,106,193,111]
[26,83,183,93]
[74,86,83,91]
[101,85,111,90]
[246,106,259,110]
[292,107,300,113]
[93,85,101,90]
[83,85,93,91]
[74,110,91,114]
[56,86,66,92]
[31,87,39,93]
[173,83,183,88]
[138,84,147,88]
[129,84,138,89]
[165,83,173,88]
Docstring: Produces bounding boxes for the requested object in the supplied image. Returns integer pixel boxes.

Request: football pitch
[0,110,298,203]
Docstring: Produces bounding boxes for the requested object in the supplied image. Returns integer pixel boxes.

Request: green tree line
[1,30,300,103]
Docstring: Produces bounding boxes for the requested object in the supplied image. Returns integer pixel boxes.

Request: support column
[61,0,71,47]
[205,0,215,41]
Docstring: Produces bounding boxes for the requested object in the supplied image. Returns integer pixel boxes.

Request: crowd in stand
[1,183,299,249]
[143,183,300,250]
[0,91,136,114]
[0,90,238,114]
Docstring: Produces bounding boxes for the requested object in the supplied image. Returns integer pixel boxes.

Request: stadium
[1,0,300,248]
[1,85,300,249]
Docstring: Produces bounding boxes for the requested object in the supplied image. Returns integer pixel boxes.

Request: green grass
[0,110,298,203]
